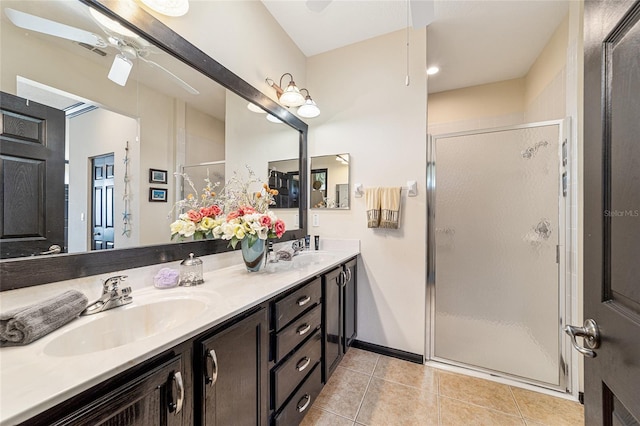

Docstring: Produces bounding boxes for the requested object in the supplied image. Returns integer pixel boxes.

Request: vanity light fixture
[247,102,266,113]
[297,88,321,118]
[138,0,189,17]
[265,73,305,107]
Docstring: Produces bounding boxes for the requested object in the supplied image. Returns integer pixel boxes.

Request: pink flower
[200,205,221,218]
[240,206,256,215]
[259,215,272,228]
[186,210,202,222]
[274,219,286,238]
[226,210,240,221]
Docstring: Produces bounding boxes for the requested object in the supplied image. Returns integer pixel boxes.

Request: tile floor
[301,348,584,426]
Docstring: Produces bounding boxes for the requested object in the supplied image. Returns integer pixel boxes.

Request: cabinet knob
[205,349,219,387]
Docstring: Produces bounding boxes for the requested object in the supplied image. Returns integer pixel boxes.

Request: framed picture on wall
[149,168,167,184]
[149,188,168,202]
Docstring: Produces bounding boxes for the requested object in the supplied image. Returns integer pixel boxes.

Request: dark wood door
[0,91,65,258]
[198,308,268,426]
[583,1,640,424]
[343,258,357,351]
[323,266,343,382]
[92,154,115,250]
[35,356,185,426]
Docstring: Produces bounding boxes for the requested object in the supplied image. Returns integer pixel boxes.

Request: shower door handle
[564,319,600,358]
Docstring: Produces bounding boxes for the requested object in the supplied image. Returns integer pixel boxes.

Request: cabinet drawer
[274,363,322,426]
[275,304,321,362]
[272,331,321,410]
[274,277,321,331]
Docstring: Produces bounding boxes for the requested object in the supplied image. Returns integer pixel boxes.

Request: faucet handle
[103,275,128,292]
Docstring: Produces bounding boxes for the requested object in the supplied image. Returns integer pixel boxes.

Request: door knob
[39,245,61,255]
[564,318,600,358]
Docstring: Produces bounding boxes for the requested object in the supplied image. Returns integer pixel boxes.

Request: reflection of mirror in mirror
[310,154,350,209]
[267,159,299,209]
[0,0,300,259]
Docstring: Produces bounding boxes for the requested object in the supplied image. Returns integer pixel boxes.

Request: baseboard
[352,340,424,364]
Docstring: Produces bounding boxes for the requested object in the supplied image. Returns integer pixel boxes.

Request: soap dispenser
[179,253,204,286]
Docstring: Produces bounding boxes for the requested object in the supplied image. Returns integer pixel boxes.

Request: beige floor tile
[373,356,438,393]
[438,371,520,416]
[356,377,439,426]
[340,348,380,375]
[300,407,355,426]
[440,396,525,426]
[511,387,584,426]
[313,366,370,420]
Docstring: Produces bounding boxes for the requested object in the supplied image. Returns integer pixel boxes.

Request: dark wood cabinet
[24,355,187,426]
[323,257,358,382]
[269,277,323,423]
[196,307,269,426]
[19,258,358,426]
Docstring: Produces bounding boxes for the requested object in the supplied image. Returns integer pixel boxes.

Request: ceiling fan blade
[138,56,199,95]
[5,8,107,48]
[305,0,332,13]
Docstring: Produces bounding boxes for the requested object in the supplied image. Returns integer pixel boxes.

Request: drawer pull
[297,295,311,306]
[296,356,311,372]
[296,394,311,413]
[297,323,311,336]
[205,349,218,387]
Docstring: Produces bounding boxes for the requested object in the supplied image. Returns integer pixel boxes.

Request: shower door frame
[425,119,576,395]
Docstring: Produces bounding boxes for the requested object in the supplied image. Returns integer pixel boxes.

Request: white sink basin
[44,298,207,357]
[293,251,337,267]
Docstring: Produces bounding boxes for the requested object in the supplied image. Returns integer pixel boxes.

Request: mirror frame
[0,0,308,290]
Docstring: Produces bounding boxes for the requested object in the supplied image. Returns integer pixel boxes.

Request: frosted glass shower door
[432,124,561,386]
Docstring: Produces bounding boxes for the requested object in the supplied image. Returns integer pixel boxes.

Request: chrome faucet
[291,238,306,253]
[81,275,133,316]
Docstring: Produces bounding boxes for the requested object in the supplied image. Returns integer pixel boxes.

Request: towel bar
[354,181,417,198]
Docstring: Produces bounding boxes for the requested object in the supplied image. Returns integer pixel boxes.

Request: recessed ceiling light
[427,66,440,75]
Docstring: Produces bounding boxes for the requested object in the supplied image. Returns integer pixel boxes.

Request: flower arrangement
[169,167,286,248]
[217,168,286,249]
[170,172,224,240]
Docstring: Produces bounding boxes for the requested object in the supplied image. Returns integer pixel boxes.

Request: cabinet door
[199,308,268,426]
[323,266,343,382]
[343,258,357,351]
[51,356,184,426]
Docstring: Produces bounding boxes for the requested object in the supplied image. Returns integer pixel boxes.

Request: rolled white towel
[0,290,88,346]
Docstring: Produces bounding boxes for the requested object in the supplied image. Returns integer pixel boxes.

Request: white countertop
[0,243,359,425]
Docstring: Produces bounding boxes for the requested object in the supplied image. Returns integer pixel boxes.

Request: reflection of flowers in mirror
[169,172,223,240]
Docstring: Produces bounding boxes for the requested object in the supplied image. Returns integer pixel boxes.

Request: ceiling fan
[4,7,199,95]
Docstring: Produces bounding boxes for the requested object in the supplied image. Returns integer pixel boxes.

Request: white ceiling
[261,0,569,93]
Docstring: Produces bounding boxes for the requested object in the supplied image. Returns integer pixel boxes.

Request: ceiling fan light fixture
[426,66,440,75]
[139,0,190,17]
[108,54,133,87]
[89,8,137,39]
[247,102,266,113]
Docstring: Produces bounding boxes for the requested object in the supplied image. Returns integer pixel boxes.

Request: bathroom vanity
[0,247,359,425]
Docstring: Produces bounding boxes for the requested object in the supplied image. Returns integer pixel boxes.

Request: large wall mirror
[310,154,350,209]
[0,0,307,289]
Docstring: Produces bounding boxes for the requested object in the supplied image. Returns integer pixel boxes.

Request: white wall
[68,109,139,251]
[306,28,428,355]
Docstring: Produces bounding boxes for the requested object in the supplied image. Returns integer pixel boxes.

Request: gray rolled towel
[0,290,88,346]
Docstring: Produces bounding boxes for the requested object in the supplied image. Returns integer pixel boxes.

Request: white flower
[181,221,196,237]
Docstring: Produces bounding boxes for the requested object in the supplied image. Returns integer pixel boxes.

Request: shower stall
[427,120,571,390]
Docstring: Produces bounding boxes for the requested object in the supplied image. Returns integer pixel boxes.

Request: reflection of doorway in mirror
[91,154,115,250]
